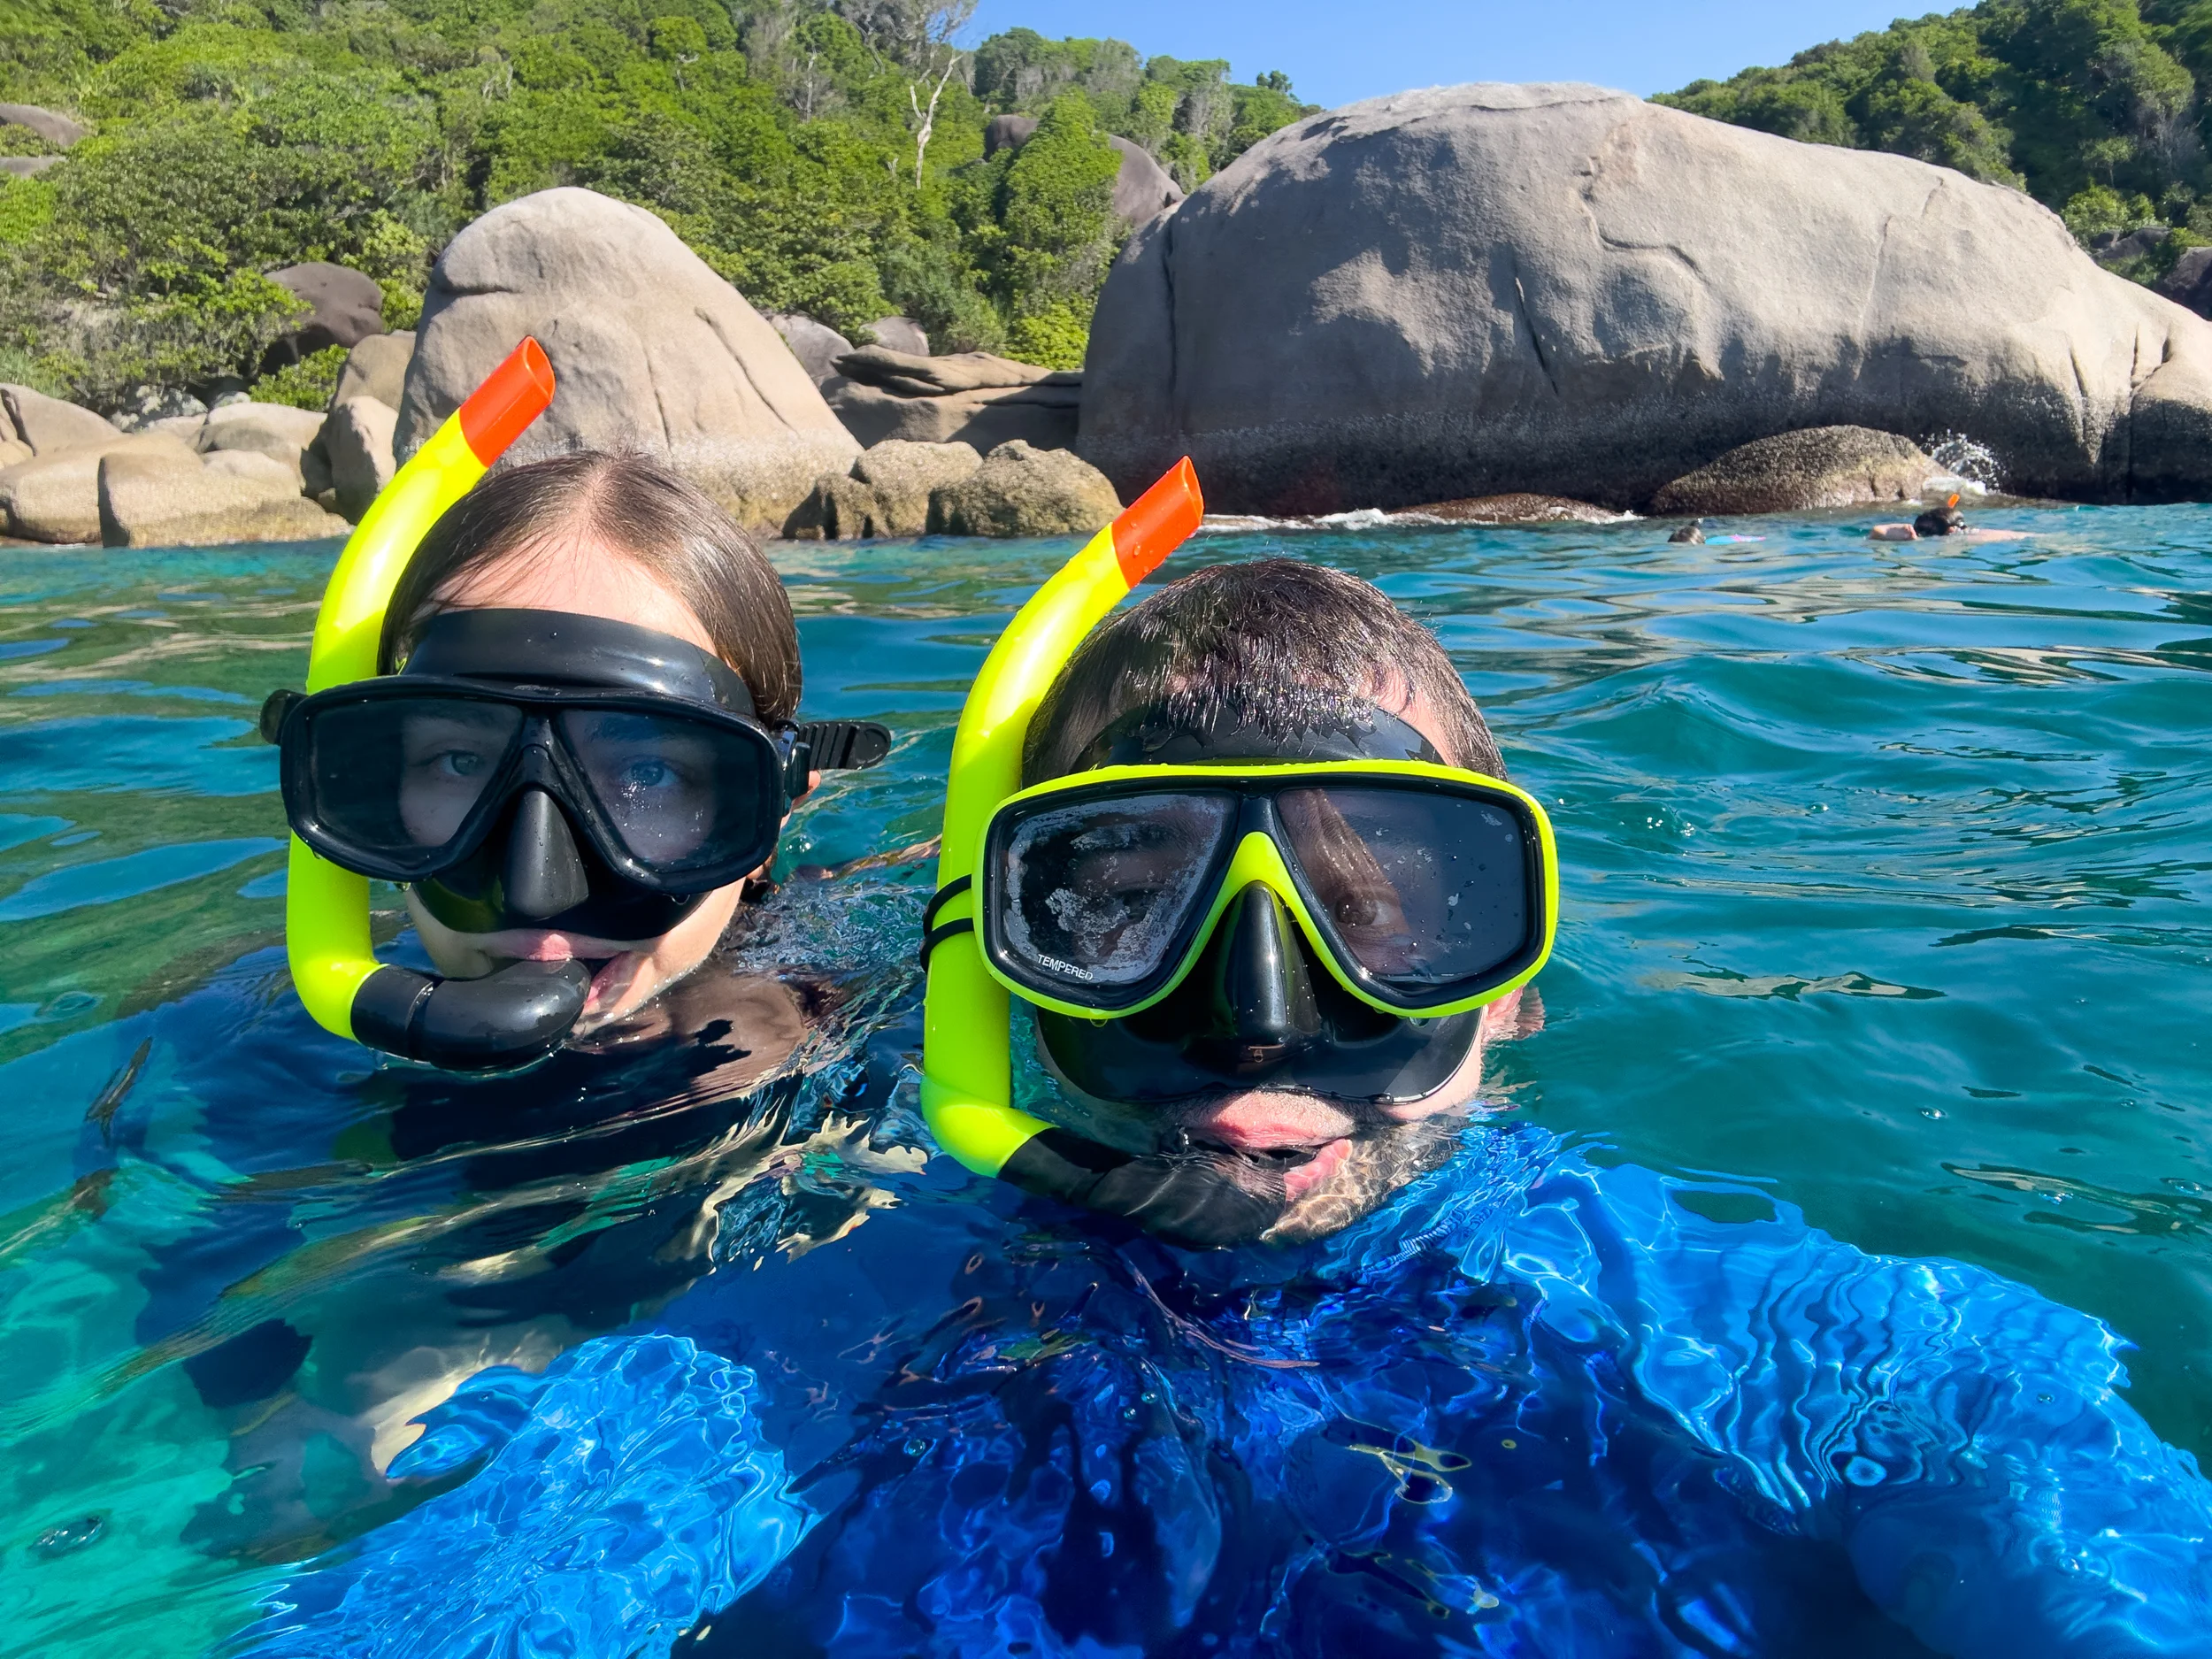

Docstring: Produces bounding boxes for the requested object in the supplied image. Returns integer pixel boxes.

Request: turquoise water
[0,504,2205,1654]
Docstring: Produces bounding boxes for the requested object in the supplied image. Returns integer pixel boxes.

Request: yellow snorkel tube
[919,459,1206,1176]
[274,337,570,1068]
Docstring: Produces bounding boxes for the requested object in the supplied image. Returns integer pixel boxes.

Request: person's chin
[1258,1113,1468,1243]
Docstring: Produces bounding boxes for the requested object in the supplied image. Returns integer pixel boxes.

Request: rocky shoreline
[6,81,2209,549]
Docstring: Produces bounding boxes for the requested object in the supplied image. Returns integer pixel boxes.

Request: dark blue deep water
[0,504,2206,1655]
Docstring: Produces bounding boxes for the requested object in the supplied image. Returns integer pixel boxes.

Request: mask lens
[998,792,1237,995]
[307,695,523,862]
[1279,783,1533,992]
[557,710,772,872]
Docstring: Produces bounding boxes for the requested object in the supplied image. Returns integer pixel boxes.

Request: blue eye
[438,749,487,778]
[626,758,673,790]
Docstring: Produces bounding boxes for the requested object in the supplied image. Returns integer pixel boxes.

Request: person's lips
[1170,1093,1361,1204]
[580,953,641,1017]
[1279,1137,1351,1202]
[451,929,645,1019]
[1182,1093,1359,1153]
[470,928,646,962]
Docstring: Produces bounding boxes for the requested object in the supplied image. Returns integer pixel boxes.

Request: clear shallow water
[0,505,2204,1654]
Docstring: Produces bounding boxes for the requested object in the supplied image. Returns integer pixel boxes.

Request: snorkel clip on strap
[918,875,973,969]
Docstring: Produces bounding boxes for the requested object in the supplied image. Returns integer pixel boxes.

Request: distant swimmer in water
[1915,499,1969,536]
[1871,492,2024,543]
[1671,518,1764,543]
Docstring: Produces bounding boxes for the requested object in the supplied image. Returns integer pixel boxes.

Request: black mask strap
[1074,699,1442,771]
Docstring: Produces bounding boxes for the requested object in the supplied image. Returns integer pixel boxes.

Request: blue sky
[969,1,1921,110]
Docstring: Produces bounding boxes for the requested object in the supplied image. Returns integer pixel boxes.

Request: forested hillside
[0,0,1311,408]
[1659,0,2212,274]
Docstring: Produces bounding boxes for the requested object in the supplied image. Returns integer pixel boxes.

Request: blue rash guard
[246,1126,2212,1659]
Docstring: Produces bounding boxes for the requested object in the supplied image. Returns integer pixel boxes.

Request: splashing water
[1923,431,2006,495]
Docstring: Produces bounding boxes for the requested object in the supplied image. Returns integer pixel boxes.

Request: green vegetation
[0,0,1314,406]
[1658,0,2212,280]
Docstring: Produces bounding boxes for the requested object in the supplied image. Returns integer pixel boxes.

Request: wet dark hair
[1913,503,1966,536]
[379,452,802,723]
[1023,559,1504,783]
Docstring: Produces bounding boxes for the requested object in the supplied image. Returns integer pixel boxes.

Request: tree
[902,0,973,185]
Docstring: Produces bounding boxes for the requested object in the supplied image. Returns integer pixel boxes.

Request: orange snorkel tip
[1110,457,1203,588]
[457,337,557,465]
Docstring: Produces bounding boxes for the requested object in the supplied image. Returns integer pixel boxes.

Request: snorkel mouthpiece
[919,459,1204,1175]
[281,338,585,1071]
[351,957,593,1069]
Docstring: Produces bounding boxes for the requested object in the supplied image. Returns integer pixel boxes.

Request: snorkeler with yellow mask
[917,476,1551,1247]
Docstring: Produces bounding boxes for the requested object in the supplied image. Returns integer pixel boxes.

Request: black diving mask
[273,608,890,941]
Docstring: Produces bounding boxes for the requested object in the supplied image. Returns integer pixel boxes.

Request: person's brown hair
[378,452,802,723]
[1024,559,1503,783]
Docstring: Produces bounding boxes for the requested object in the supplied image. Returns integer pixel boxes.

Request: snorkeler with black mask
[263,346,887,1071]
[143,347,904,1561]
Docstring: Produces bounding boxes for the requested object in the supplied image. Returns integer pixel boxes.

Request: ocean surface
[0,503,2204,1655]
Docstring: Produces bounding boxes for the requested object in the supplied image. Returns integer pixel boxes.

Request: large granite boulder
[0,104,85,148]
[99,446,337,547]
[781,472,882,541]
[198,400,326,489]
[398,188,856,530]
[265,264,384,368]
[1082,82,2212,511]
[783,440,981,539]
[398,186,854,528]
[1651,426,1933,516]
[1405,493,1618,524]
[0,157,60,179]
[111,385,209,433]
[767,313,855,385]
[862,316,930,356]
[825,347,1080,451]
[985,115,1184,225]
[0,434,197,542]
[331,331,415,411]
[319,396,399,521]
[927,440,1119,537]
[3,384,119,455]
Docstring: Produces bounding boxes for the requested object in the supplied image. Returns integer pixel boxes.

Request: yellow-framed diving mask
[941,758,1555,1024]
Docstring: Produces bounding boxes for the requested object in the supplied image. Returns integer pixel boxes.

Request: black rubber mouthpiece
[352,959,593,1071]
